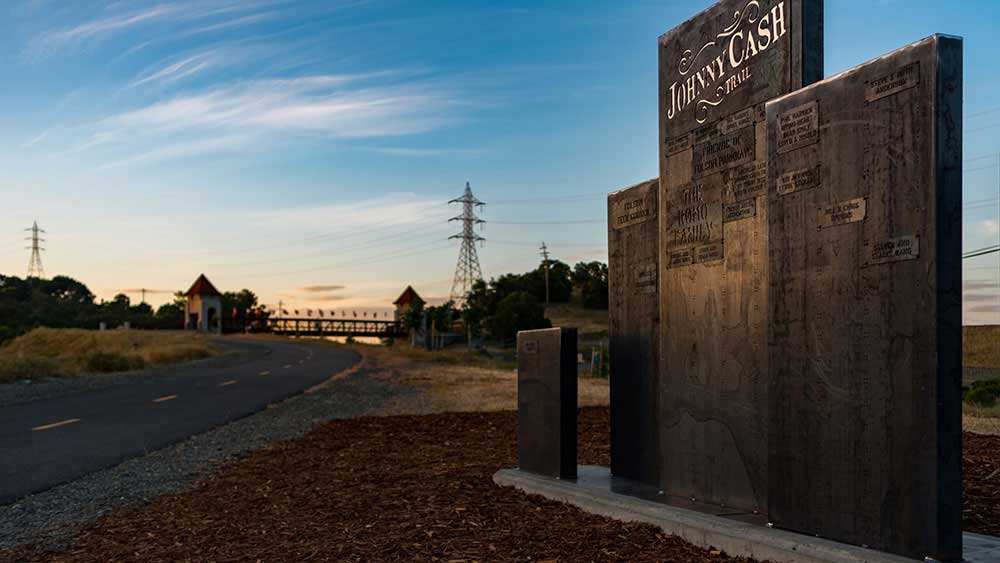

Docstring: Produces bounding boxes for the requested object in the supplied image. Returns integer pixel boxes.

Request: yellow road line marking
[31,418,81,432]
[219,380,238,387]
[259,370,270,376]
[152,394,178,403]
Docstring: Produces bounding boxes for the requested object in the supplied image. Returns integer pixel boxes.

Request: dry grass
[0,328,219,383]
[544,303,608,336]
[963,325,1000,368]
[349,343,609,413]
[965,415,1000,436]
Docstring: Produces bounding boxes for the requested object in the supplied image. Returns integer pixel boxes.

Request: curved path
[0,337,359,505]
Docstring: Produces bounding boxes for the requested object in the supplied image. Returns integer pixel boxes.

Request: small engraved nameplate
[864,235,920,266]
[612,185,657,230]
[725,161,768,202]
[866,62,920,103]
[693,127,756,178]
[777,101,819,154]
[696,242,724,264]
[777,165,822,196]
[817,198,867,229]
[634,261,657,294]
[667,249,694,269]
[723,199,757,223]
[718,107,755,136]
[665,134,691,157]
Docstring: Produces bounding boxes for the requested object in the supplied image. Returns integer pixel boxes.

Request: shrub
[964,378,1000,407]
[81,351,145,373]
[0,356,62,383]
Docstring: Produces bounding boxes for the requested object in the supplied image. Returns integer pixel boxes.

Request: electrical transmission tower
[24,221,46,279]
[449,182,485,305]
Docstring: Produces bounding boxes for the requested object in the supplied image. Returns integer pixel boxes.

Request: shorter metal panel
[517,327,577,479]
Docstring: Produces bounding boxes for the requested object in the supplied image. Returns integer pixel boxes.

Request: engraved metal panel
[608,180,660,486]
[765,35,962,561]
[657,0,823,512]
[517,327,578,479]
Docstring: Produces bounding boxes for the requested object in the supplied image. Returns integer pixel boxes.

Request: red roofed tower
[184,274,222,334]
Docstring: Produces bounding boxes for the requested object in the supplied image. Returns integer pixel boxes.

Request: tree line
[403,259,609,343]
[1,256,608,346]
[0,275,262,344]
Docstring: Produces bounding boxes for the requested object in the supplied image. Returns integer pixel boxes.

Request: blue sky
[0,0,998,322]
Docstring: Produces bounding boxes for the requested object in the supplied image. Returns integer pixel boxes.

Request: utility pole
[540,242,550,305]
[140,288,147,304]
[24,221,46,279]
[449,181,486,306]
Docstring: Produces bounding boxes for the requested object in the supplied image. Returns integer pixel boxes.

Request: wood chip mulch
[964,432,1000,536]
[4,408,999,562]
[3,408,750,562]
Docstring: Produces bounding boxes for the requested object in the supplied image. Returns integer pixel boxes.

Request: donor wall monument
[609,1,963,562]
[656,0,822,513]
[508,0,966,561]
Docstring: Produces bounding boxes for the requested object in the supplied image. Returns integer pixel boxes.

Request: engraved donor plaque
[816,197,866,229]
[658,0,823,513]
[776,101,819,154]
[864,234,920,266]
[766,35,962,561]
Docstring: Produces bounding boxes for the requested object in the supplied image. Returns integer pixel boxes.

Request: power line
[240,240,456,280]
[24,221,45,279]
[540,242,550,305]
[200,226,454,270]
[449,181,486,305]
[964,245,1000,260]
[490,192,607,205]
[491,219,605,225]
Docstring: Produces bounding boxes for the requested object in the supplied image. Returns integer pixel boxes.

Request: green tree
[221,289,259,330]
[489,291,551,342]
[572,261,609,309]
[155,299,185,329]
[425,301,456,333]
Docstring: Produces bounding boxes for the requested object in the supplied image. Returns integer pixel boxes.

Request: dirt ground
[355,344,609,414]
[4,405,998,563]
[965,415,1000,436]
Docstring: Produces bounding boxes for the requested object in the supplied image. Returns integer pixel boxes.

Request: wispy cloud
[129,51,225,88]
[97,134,255,169]
[260,193,451,231]
[26,1,285,59]
[305,294,347,303]
[980,219,1000,237]
[29,5,181,58]
[20,130,48,149]
[299,285,346,292]
[84,72,459,166]
[362,147,487,157]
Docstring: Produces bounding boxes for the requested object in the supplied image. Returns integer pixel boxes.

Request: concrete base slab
[493,466,1000,563]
